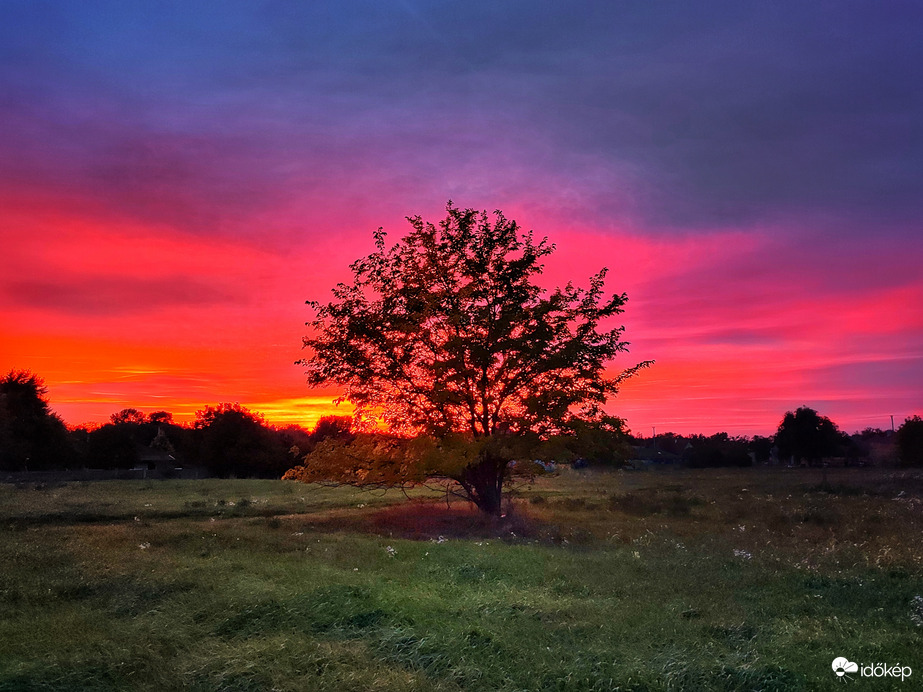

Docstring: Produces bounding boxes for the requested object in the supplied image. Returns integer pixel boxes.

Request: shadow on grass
[298,500,543,541]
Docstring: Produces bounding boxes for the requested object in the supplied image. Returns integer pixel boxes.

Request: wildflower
[139,542,150,550]
[385,545,396,557]
[911,596,923,627]
[733,549,753,560]
[633,551,641,559]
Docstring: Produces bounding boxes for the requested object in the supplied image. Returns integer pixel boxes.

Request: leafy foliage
[78,416,186,470]
[193,403,291,478]
[291,204,649,513]
[0,370,71,471]
[774,406,845,464]
[302,204,647,437]
[311,415,355,444]
[684,433,752,468]
[109,408,147,425]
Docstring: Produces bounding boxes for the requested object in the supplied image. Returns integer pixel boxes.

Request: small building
[133,445,180,479]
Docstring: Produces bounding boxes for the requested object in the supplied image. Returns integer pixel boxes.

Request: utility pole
[891,415,895,432]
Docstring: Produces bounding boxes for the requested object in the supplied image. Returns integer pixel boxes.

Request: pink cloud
[2,188,919,436]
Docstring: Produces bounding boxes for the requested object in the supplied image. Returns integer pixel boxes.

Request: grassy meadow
[2,468,922,690]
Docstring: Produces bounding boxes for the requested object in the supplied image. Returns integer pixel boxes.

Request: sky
[1,1,921,436]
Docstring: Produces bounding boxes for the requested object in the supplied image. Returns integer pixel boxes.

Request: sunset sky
[2,2,921,436]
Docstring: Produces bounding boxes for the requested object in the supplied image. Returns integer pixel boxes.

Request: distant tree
[148,411,174,425]
[110,408,147,425]
[858,427,889,439]
[774,406,843,465]
[286,204,650,514]
[651,432,687,456]
[194,403,289,477]
[685,433,751,468]
[896,416,923,467]
[749,435,773,464]
[551,415,634,466]
[67,426,92,466]
[0,370,71,471]
[847,427,895,465]
[87,422,142,469]
[311,415,355,444]
[276,424,314,459]
[80,409,189,469]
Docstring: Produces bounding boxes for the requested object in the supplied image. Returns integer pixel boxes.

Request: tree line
[0,370,353,477]
[630,407,920,469]
[2,368,921,480]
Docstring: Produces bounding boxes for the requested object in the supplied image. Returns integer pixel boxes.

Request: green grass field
[2,468,922,690]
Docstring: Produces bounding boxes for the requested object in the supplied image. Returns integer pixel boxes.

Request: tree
[544,415,634,467]
[0,370,71,471]
[193,403,289,477]
[896,416,923,467]
[311,415,355,444]
[774,406,843,465]
[86,421,142,469]
[748,435,774,464]
[684,432,751,468]
[110,408,147,425]
[148,411,174,425]
[286,204,650,514]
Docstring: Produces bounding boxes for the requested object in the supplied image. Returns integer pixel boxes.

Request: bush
[897,416,923,467]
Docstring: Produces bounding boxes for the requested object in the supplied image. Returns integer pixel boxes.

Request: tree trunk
[458,451,506,516]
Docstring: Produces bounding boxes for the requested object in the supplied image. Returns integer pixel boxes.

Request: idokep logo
[832,657,912,682]
[832,658,858,679]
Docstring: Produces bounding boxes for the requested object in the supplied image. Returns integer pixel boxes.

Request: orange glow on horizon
[3,190,920,437]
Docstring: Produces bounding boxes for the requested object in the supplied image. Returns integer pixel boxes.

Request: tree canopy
[774,406,844,464]
[193,403,291,478]
[287,204,650,514]
[0,370,71,471]
[110,408,147,425]
[897,415,923,467]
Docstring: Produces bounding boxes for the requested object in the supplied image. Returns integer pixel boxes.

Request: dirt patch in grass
[294,500,542,541]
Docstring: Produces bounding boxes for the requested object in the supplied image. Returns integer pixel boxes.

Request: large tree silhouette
[286,204,650,514]
[897,415,923,467]
[774,406,843,465]
[193,403,290,477]
[0,370,71,471]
